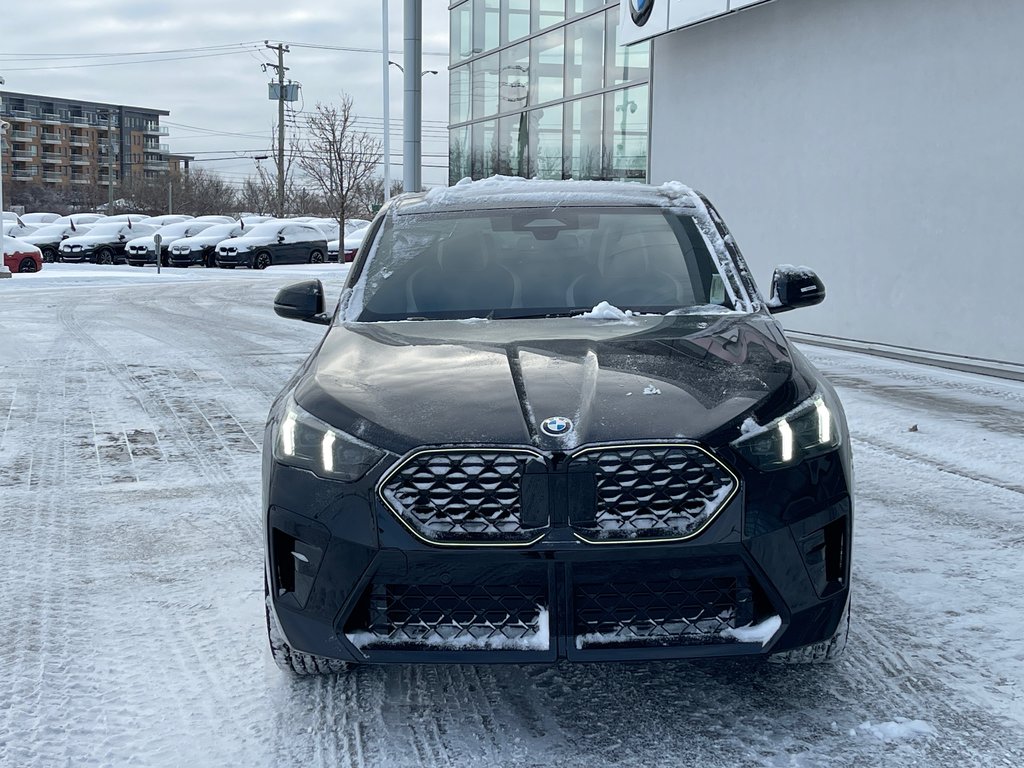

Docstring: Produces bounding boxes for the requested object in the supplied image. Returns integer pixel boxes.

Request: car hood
[294,312,806,455]
[173,233,237,249]
[219,235,271,249]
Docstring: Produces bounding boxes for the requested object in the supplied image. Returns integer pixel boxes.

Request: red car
[2,237,43,273]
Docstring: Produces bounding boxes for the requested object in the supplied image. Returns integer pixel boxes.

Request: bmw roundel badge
[630,0,655,26]
[540,416,574,437]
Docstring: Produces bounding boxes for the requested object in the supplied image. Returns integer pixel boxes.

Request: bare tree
[296,96,383,230]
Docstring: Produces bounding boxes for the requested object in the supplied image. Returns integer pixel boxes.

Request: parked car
[345,219,371,233]
[341,227,368,262]
[125,221,218,267]
[20,212,61,225]
[309,219,341,242]
[168,222,246,268]
[216,222,327,269]
[193,215,236,224]
[2,237,43,273]
[20,222,94,263]
[263,179,852,675]
[101,214,150,223]
[60,221,160,264]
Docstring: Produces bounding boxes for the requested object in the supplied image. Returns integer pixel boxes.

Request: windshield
[242,222,283,238]
[354,208,737,321]
[198,224,239,238]
[83,223,125,236]
[27,224,70,238]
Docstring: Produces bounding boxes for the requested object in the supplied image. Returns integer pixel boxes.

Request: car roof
[392,177,704,215]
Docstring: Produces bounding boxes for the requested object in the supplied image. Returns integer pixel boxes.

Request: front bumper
[217,250,253,267]
[265,444,852,665]
[60,249,96,263]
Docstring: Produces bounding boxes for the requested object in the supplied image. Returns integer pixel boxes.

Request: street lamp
[382,55,438,202]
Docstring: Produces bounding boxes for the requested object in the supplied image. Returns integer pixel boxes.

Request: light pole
[384,61,437,201]
[403,0,422,194]
[1,74,7,271]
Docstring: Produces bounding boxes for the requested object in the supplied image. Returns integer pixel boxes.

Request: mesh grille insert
[568,445,736,541]
[380,449,546,544]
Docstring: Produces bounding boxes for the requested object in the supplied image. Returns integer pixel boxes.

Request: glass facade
[449,1,650,184]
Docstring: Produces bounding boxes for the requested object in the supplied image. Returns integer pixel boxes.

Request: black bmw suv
[264,179,853,674]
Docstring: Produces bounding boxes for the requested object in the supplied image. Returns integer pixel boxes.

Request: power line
[2,49,261,72]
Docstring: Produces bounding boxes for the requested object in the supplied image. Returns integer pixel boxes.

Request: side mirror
[274,279,331,325]
[118,233,127,241]
[277,234,286,243]
[767,265,825,313]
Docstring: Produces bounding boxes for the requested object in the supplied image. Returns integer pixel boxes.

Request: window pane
[604,85,648,181]
[527,104,563,179]
[473,0,500,54]
[449,126,472,184]
[568,0,605,17]
[450,2,473,65]
[530,30,565,106]
[532,0,565,33]
[605,7,650,87]
[450,65,471,124]
[566,12,605,97]
[472,53,500,120]
[496,114,529,176]
[473,120,499,178]
[564,95,604,180]
[503,0,531,44]
[499,41,530,113]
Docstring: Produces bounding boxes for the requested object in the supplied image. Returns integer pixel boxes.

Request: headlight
[273,397,384,482]
[731,388,842,471]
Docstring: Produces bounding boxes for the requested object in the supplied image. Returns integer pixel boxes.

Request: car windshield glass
[84,223,124,236]
[354,207,736,321]
[243,223,283,238]
[28,225,68,237]
[200,224,238,238]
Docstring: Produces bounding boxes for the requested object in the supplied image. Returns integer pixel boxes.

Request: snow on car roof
[398,176,704,214]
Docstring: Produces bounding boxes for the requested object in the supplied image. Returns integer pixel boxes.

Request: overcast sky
[0,0,451,188]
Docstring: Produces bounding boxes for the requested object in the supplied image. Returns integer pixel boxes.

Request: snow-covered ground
[1,264,1022,767]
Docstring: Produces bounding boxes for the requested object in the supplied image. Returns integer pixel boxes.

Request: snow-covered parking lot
[1,264,1022,767]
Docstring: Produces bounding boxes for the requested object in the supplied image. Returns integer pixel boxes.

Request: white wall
[650,0,1024,366]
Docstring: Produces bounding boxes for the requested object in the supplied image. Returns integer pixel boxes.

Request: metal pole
[403,0,422,193]
[0,119,6,266]
[382,0,391,201]
[277,45,286,217]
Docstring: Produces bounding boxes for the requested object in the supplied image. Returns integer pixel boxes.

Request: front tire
[42,247,58,263]
[265,588,348,676]
[309,249,325,264]
[253,251,272,270]
[18,257,39,273]
[96,247,114,265]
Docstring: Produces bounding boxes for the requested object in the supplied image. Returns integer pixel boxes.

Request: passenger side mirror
[277,234,286,243]
[768,265,826,313]
[274,279,331,325]
[118,233,127,241]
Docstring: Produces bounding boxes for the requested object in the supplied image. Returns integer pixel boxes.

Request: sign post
[154,233,162,275]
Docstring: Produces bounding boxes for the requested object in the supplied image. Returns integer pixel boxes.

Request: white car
[60,221,160,264]
[168,222,247,268]
[140,214,193,227]
[53,213,106,226]
[193,215,236,224]
[2,221,40,239]
[101,214,151,223]
[125,221,218,266]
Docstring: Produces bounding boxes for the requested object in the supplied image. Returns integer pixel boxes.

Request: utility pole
[265,42,290,218]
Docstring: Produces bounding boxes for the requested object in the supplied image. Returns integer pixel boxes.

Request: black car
[59,220,159,264]
[264,179,852,674]
[216,222,327,269]
[20,222,93,263]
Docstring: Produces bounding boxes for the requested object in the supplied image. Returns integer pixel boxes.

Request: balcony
[144,160,168,171]
[42,153,63,164]
[70,156,91,166]
[43,172,64,183]
[143,124,170,136]
[12,150,37,161]
[5,110,33,123]
[69,115,91,125]
[11,130,35,140]
[12,169,38,181]
[40,113,62,125]
[70,136,91,147]
[40,133,62,144]
[70,173,91,185]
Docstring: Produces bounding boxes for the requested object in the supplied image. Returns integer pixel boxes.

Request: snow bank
[579,301,635,321]
[854,719,937,741]
[721,615,782,646]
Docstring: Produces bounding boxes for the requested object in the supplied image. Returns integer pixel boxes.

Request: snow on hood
[2,237,42,256]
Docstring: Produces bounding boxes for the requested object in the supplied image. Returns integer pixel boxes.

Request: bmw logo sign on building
[540,416,573,437]
[630,0,655,26]
[618,0,669,46]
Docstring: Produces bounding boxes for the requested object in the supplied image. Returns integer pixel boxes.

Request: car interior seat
[406,234,521,315]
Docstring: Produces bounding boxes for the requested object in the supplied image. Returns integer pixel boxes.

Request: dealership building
[448,0,1024,375]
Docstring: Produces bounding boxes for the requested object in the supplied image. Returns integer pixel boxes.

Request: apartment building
[0,91,176,197]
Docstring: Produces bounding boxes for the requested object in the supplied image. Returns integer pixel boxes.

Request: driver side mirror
[118,233,127,241]
[767,265,826,313]
[277,234,286,243]
[274,279,331,325]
